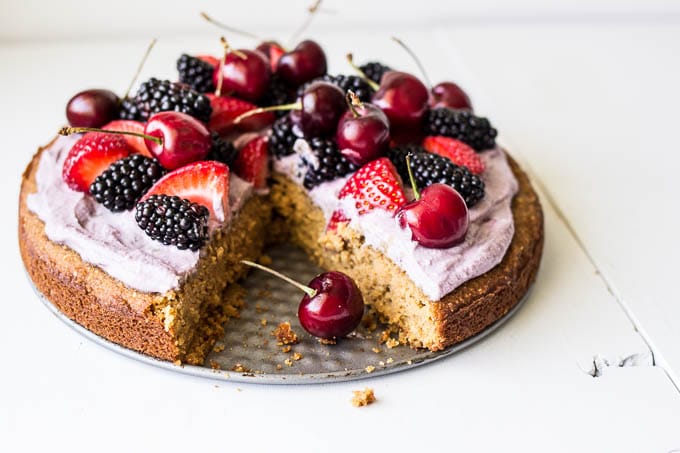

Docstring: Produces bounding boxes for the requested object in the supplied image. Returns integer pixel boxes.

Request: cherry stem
[200,12,263,41]
[287,0,323,47]
[405,153,420,200]
[215,36,248,97]
[345,90,362,118]
[233,101,302,124]
[58,126,163,146]
[346,53,379,91]
[122,38,158,100]
[240,260,317,297]
[391,36,432,88]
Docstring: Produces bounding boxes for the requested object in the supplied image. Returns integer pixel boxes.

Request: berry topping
[135,194,209,251]
[423,108,496,151]
[207,94,275,134]
[233,136,269,189]
[302,137,357,189]
[66,89,120,128]
[90,154,166,212]
[101,120,151,157]
[120,78,212,124]
[212,48,271,102]
[144,111,212,170]
[141,160,230,224]
[359,61,392,85]
[177,54,216,93]
[298,74,373,103]
[371,71,429,132]
[296,81,347,138]
[256,41,286,72]
[206,132,238,167]
[62,132,133,193]
[422,136,485,175]
[268,115,300,158]
[388,145,485,207]
[258,74,295,117]
[430,82,472,111]
[276,40,328,87]
[335,93,390,166]
[336,157,406,216]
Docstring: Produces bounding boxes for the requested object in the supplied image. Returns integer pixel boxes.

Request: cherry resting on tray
[396,154,469,248]
[335,91,390,166]
[66,89,120,128]
[240,260,364,339]
[276,40,327,87]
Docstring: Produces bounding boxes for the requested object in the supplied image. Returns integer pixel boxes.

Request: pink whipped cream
[26,135,255,294]
[274,141,518,301]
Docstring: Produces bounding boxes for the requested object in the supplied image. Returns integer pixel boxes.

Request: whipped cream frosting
[27,136,254,294]
[274,142,518,301]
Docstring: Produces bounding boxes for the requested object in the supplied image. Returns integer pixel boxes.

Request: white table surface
[2,21,680,453]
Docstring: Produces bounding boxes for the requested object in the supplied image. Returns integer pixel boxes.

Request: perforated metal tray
[33,244,528,384]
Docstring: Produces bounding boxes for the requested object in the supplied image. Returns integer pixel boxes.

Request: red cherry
[256,41,286,72]
[213,49,271,102]
[298,271,364,339]
[297,81,346,137]
[396,183,469,248]
[276,40,327,87]
[430,82,472,111]
[371,71,429,132]
[66,89,120,128]
[144,112,211,170]
[335,94,390,166]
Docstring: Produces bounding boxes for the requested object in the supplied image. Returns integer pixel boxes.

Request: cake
[18,37,543,365]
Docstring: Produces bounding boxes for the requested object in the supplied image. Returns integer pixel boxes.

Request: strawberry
[327,157,406,231]
[62,132,133,193]
[196,55,220,67]
[422,135,485,175]
[207,94,275,134]
[101,119,152,157]
[141,161,230,223]
[232,136,268,189]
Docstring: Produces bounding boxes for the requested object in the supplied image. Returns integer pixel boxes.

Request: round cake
[18,37,544,365]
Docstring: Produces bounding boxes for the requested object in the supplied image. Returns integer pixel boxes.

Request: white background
[2,1,680,452]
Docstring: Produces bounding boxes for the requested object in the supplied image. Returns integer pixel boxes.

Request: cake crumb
[209,360,221,370]
[365,365,375,373]
[213,343,225,353]
[231,363,251,373]
[276,364,283,370]
[407,360,413,365]
[372,347,381,354]
[260,318,268,326]
[292,352,303,361]
[272,321,299,345]
[255,303,268,313]
[318,337,337,345]
[173,360,182,366]
[385,338,400,349]
[378,361,385,366]
[378,330,391,344]
[284,358,294,367]
[386,357,394,364]
[258,254,272,265]
[281,345,292,353]
[351,388,376,407]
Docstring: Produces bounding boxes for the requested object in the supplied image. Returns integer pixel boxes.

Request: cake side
[270,153,543,350]
[19,145,271,364]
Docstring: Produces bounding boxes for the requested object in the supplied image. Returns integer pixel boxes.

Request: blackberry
[177,54,215,93]
[388,145,485,207]
[90,155,166,212]
[259,74,295,116]
[359,61,392,85]
[302,138,358,189]
[297,74,373,103]
[206,132,238,167]
[423,108,497,151]
[135,194,209,251]
[268,115,300,158]
[120,78,212,124]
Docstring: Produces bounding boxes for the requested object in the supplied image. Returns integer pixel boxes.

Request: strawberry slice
[141,161,230,223]
[232,136,269,189]
[101,119,152,157]
[207,94,275,134]
[422,135,485,175]
[327,157,406,231]
[62,132,133,193]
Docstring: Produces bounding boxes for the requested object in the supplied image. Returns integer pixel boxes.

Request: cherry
[335,91,390,166]
[213,46,271,102]
[144,112,211,170]
[256,41,286,72]
[234,81,346,138]
[66,89,120,128]
[276,40,327,87]
[395,155,469,248]
[371,71,429,132]
[430,82,472,111]
[241,260,364,339]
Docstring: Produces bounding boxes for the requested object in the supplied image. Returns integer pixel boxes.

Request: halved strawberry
[327,157,406,231]
[141,161,230,223]
[197,55,220,67]
[422,135,485,175]
[101,119,152,157]
[62,132,134,193]
[232,136,268,189]
[207,94,275,134]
